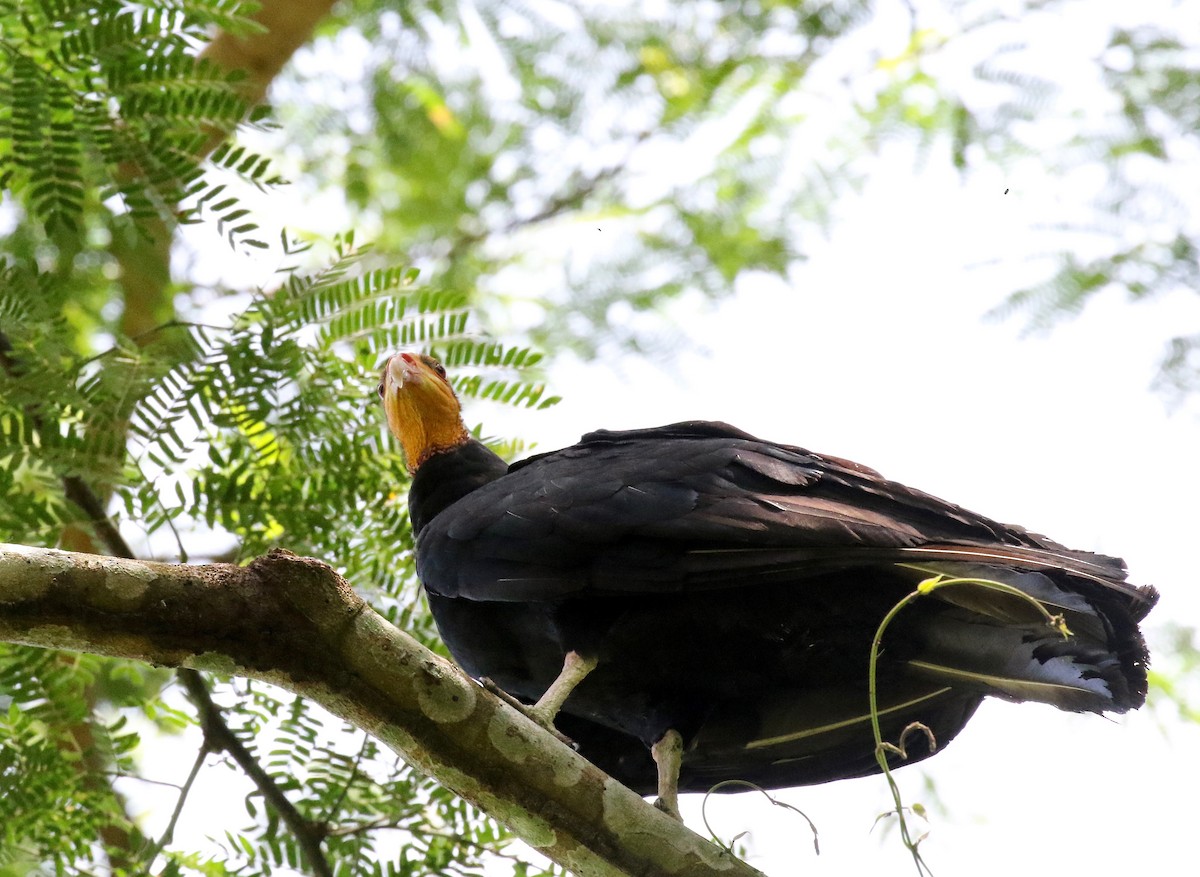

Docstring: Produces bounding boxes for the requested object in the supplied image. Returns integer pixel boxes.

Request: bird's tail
[893,549,1157,714]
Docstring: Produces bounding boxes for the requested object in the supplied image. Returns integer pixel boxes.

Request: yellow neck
[402,418,470,472]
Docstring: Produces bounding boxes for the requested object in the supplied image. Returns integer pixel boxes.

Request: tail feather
[899,557,1155,713]
[559,541,1156,794]
[906,658,1115,713]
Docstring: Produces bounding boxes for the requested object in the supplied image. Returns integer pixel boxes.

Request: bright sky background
[150,3,1200,874]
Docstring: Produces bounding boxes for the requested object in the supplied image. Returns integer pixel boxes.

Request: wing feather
[417,424,1141,607]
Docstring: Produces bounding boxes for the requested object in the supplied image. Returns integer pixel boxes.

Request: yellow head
[378,353,469,472]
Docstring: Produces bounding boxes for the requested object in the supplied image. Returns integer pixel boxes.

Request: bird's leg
[478,678,575,747]
[480,652,597,734]
[481,650,597,743]
[651,728,684,820]
[527,650,598,726]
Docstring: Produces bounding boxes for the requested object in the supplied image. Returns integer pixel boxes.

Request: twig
[444,130,650,262]
[104,772,186,790]
[142,742,209,870]
[162,745,208,847]
[178,668,334,877]
[867,585,939,877]
[702,780,820,857]
[318,731,370,825]
[321,817,397,839]
[61,476,138,559]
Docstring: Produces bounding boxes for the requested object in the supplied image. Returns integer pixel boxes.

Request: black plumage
[382,354,1158,800]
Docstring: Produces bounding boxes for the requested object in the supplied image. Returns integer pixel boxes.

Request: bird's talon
[480,676,515,702]
[479,678,578,747]
[654,797,683,821]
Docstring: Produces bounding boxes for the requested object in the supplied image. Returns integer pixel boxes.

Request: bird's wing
[415,421,1146,605]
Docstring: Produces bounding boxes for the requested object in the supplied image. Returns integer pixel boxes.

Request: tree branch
[177,668,334,877]
[144,740,207,869]
[197,0,339,158]
[61,476,136,559]
[0,544,766,877]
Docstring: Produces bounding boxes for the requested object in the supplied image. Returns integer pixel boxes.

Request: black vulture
[379,352,1157,816]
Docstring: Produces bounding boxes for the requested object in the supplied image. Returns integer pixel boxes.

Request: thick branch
[0,544,765,877]
[200,0,336,104]
[197,0,338,158]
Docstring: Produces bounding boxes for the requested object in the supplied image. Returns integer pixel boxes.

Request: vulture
[379,352,1157,817]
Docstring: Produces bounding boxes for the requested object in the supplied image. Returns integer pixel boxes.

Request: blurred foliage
[268,0,1200,380]
[1,0,1198,874]
[970,20,1200,396]
[0,0,277,247]
[1147,623,1200,727]
[279,0,872,355]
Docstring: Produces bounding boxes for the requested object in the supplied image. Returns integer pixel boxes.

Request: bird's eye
[376,381,385,399]
[422,354,448,380]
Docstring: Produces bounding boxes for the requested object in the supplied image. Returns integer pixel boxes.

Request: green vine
[701,779,820,859]
[868,567,1072,875]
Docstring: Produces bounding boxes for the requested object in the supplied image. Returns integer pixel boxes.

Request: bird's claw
[480,677,578,748]
[653,797,683,821]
